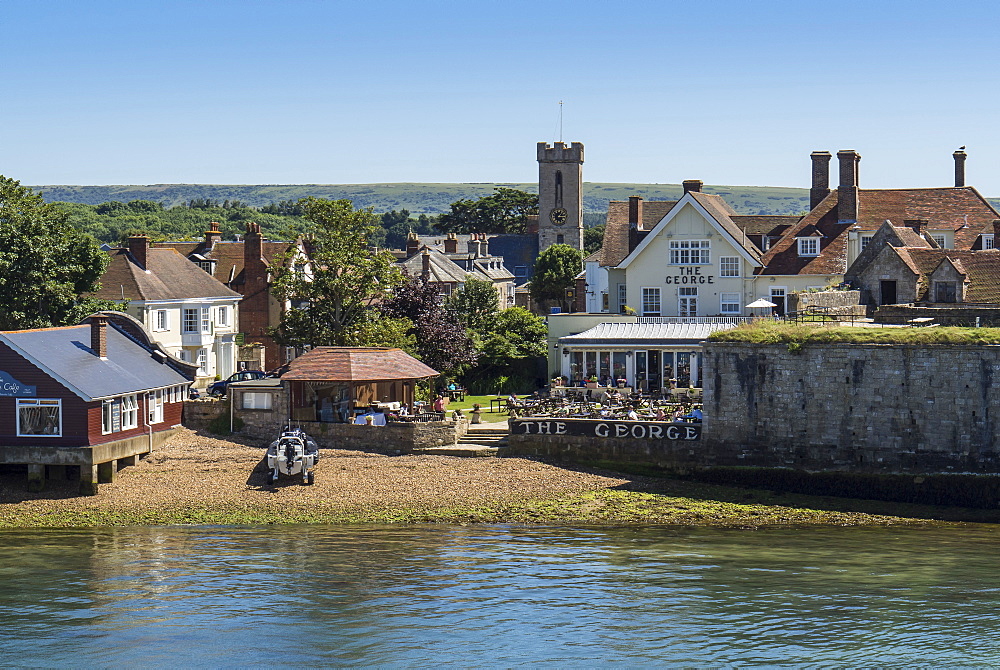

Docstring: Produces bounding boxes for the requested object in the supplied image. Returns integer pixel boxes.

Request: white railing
[635,316,754,325]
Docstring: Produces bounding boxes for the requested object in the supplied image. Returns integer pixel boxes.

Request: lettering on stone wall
[665,266,714,285]
[511,418,700,440]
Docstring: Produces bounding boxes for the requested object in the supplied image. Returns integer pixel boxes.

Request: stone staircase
[412,422,508,457]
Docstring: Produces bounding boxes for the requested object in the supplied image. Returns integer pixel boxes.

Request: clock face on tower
[549,207,568,225]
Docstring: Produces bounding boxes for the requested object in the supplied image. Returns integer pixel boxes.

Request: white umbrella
[746,298,777,309]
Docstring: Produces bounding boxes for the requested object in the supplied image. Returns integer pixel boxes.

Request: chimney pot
[954,150,967,188]
[406,233,420,257]
[682,179,703,194]
[444,233,458,254]
[90,316,108,358]
[205,221,222,249]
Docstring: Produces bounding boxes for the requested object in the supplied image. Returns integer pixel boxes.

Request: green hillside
[32,182,814,216]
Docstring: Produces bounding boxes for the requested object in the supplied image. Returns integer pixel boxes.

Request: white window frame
[102,399,115,435]
[860,234,873,251]
[154,309,169,332]
[196,349,208,376]
[641,287,661,316]
[183,308,199,334]
[797,237,820,256]
[720,292,741,314]
[16,399,62,438]
[216,305,229,328]
[200,307,211,334]
[147,390,164,424]
[617,284,627,313]
[679,287,698,317]
[719,257,740,277]
[930,232,949,249]
[669,240,710,265]
[121,394,138,429]
[242,392,273,410]
[985,234,995,250]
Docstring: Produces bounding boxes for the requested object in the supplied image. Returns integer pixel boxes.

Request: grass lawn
[442,394,511,422]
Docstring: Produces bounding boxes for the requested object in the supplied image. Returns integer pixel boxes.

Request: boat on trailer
[266,426,320,485]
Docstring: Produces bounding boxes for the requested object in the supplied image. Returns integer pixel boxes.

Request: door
[770,288,786,316]
[880,280,897,306]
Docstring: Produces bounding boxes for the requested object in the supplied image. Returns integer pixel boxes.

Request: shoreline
[0,428,982,529]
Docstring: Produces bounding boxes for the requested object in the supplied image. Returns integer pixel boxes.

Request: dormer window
[984,234,995,250]
[797,238,820,257]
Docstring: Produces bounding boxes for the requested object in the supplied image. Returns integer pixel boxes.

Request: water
[1,524,999,666]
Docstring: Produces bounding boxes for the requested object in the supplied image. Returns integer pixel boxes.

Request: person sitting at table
[508,392,518,403]
[448,381,457,391]
[655,407,666,421]
[683,407,703,422]
[626,407,639,421]
[398,404,410,417]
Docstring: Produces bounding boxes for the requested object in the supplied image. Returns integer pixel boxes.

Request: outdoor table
[489,397,506,413]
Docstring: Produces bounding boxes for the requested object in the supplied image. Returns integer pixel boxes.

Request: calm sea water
[1,523,998,666]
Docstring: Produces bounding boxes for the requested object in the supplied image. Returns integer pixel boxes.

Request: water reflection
[0,524,998,665]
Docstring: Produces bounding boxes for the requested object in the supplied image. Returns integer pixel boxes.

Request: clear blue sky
[4,0,999,191]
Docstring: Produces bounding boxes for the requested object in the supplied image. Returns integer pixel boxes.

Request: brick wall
[787,290,863,315]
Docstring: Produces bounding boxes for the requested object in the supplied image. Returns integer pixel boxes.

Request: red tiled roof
[600,200,676,266]
[158,240,296,285]
[904,249,1000,303]
[758,192,852,276]
[282,347,439,381]
[856,187,998,248]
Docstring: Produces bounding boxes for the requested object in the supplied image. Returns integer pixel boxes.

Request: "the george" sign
[510,418,700,440]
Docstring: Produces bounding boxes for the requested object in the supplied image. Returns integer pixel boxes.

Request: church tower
[537,141,584,252]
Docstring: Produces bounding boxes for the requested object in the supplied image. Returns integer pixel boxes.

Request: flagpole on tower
[559,100,563,143]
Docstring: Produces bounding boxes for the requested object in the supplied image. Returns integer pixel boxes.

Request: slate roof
[93,247,242,302]
[0,324,188,400]
[398,249,472,284]
[560,321,737,346]
[281,347,438,381]
[856,187,999,248]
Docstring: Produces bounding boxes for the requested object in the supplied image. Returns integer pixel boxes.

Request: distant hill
[31,182,814,216]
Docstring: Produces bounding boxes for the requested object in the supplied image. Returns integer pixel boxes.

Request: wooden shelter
[282,348,438,423]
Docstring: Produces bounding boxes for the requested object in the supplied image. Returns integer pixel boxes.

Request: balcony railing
[635,316,755,325]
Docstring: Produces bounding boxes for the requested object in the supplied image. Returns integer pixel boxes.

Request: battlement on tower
[537,141,584,163]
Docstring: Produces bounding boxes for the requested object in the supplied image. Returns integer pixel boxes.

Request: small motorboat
[266,427,320,485]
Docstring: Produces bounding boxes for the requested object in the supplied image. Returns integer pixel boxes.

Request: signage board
[0,370,36,397]
[510,418,700,441]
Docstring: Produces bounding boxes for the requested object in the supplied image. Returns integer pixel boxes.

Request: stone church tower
[537,141,584,252]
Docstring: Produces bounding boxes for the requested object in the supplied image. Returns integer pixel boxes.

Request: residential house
[397,235,515,304]
[92,235,243,387]
[0,314,193,495]
[159,222,311,370]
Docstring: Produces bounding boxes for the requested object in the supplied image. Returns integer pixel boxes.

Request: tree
[447,277,499,332]
[381,276,477,375]
[462,306,546,393]
[0,177,116,330]
[583,223,605,255]
[435,187,538,234]
[529,244,584,311]
[269,197,406,348]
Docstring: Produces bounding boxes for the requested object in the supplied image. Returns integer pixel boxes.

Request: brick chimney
[205,221,222,249]
[421,250,431,280]
[682,179,703,194]
[810,151,832,209]
[467,233,481,257]
[837,150,861,223]
[954,150,967,187]
[406,233,420,257]
[127,235,150,270]
[904,219,928,236]
[444,233,458,254]
[90,316,108,359]
[628,196,644,230]
[244,222,264,283]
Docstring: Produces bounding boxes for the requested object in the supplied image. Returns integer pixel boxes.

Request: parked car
[208,370,268,397]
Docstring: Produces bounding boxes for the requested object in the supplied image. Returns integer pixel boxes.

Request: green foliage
[435,187,538,234]
[477,307,547,365]
[447,277,499,331]
[0,176,116,330]
[529,244,584,309]
[583,223,605,255]
[709,321,1000,345]
[208,412,244,436]
[269,198,407,348]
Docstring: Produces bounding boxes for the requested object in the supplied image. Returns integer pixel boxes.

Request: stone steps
[411,423,509,457]
[413,444,501,457]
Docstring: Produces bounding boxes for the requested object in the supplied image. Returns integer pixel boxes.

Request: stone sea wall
[702,342,1000,474]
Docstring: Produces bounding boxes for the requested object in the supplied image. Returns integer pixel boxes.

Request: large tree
[0,176,115,330]
[381,276,477,375]
[447,276,499,332]
[435,187,538,234]
[529,244,584,311]
[270,197,407,348]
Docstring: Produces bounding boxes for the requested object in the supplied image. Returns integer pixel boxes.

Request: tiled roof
[855,187,999,249]
[281,347,439,381]
[757,192,852,276]
[157,240,296,285]
[398,249,471,284]
[600,200,677,267]
[560,321,737,346]
[688,192,764,263]
[93,247,242,301]
[905,249,1000,303]
[730,215,801,236]
[0,323,188,400]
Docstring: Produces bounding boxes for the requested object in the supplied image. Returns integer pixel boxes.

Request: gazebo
[281,347,438,423]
